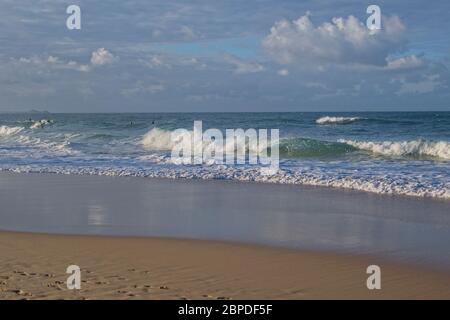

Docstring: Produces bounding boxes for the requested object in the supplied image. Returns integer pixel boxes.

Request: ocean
[0,112,449,199]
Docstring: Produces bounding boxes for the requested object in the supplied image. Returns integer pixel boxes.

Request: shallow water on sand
[1,173,449,269]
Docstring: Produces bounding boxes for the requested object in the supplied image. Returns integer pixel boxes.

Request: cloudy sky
[0,0,449,112]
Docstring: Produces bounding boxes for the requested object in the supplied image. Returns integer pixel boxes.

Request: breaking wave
[316,116,361,124]
[140,127,268,155]
[141,128,183,151]
[340,139,450,160]
[141,129,450,160]
[0,125,24,136]
[141,128,357,158]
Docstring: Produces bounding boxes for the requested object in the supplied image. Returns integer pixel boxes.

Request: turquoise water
[0,112,449,198]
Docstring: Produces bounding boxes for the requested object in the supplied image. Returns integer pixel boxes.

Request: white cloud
[90,48,116,66]
[386,55,424,70]
[12,48,117,74]
[263,14,406,67]
[14,55,90,72]
[140,54,203,70]
[179,26,197,40]
[277,68,289,76]
[224,54,265,74]
[141,55,172,69]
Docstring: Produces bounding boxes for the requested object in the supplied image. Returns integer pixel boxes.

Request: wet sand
[0,172,449,299]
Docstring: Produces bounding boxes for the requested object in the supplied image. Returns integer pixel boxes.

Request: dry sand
[1,230,449,300]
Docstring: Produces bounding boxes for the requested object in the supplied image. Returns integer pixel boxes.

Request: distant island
[28,109,51,114]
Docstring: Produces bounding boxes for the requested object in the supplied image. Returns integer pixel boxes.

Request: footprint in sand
[117,290,136,296]
[10,289,32,297]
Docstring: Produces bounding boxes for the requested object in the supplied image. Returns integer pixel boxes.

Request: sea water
[0,112,448,199]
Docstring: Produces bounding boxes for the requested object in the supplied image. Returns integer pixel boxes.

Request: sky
[0,0,449,112]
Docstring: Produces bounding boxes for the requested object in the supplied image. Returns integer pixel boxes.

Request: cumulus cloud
[262,14,407,67]
[386,55,424,70]
[14,48,118,72]
[90,48,117,66]
[224,54,265,74]
[14,55,90,72]
[141,55,172,69]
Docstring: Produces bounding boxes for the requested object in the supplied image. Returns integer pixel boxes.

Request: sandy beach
[0,172,449,299]
[1,230,450,300]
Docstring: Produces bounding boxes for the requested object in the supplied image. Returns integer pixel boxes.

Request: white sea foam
[1,164,448,199]
[340,139,450,160]
[141,127,190,150]
[0,127,77,157]
[0,125,24,136]
[316,116,360,124]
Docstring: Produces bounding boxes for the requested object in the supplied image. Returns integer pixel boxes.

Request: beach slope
[1,231,449,300]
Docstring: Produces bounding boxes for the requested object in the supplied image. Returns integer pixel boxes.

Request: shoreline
[1,167,448,200]
[1,230,450,299]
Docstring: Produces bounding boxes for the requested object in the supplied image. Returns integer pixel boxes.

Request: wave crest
[141,128,186,150]
[141,127,268,155]
[340,139,450,160]
[316,116,361,124]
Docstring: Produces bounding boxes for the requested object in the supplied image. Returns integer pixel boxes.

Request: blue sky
[0,0,449,112]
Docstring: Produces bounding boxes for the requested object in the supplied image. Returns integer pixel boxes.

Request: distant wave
[0,125,24,136]
[340,139,450,160]
[316,116,361,124]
